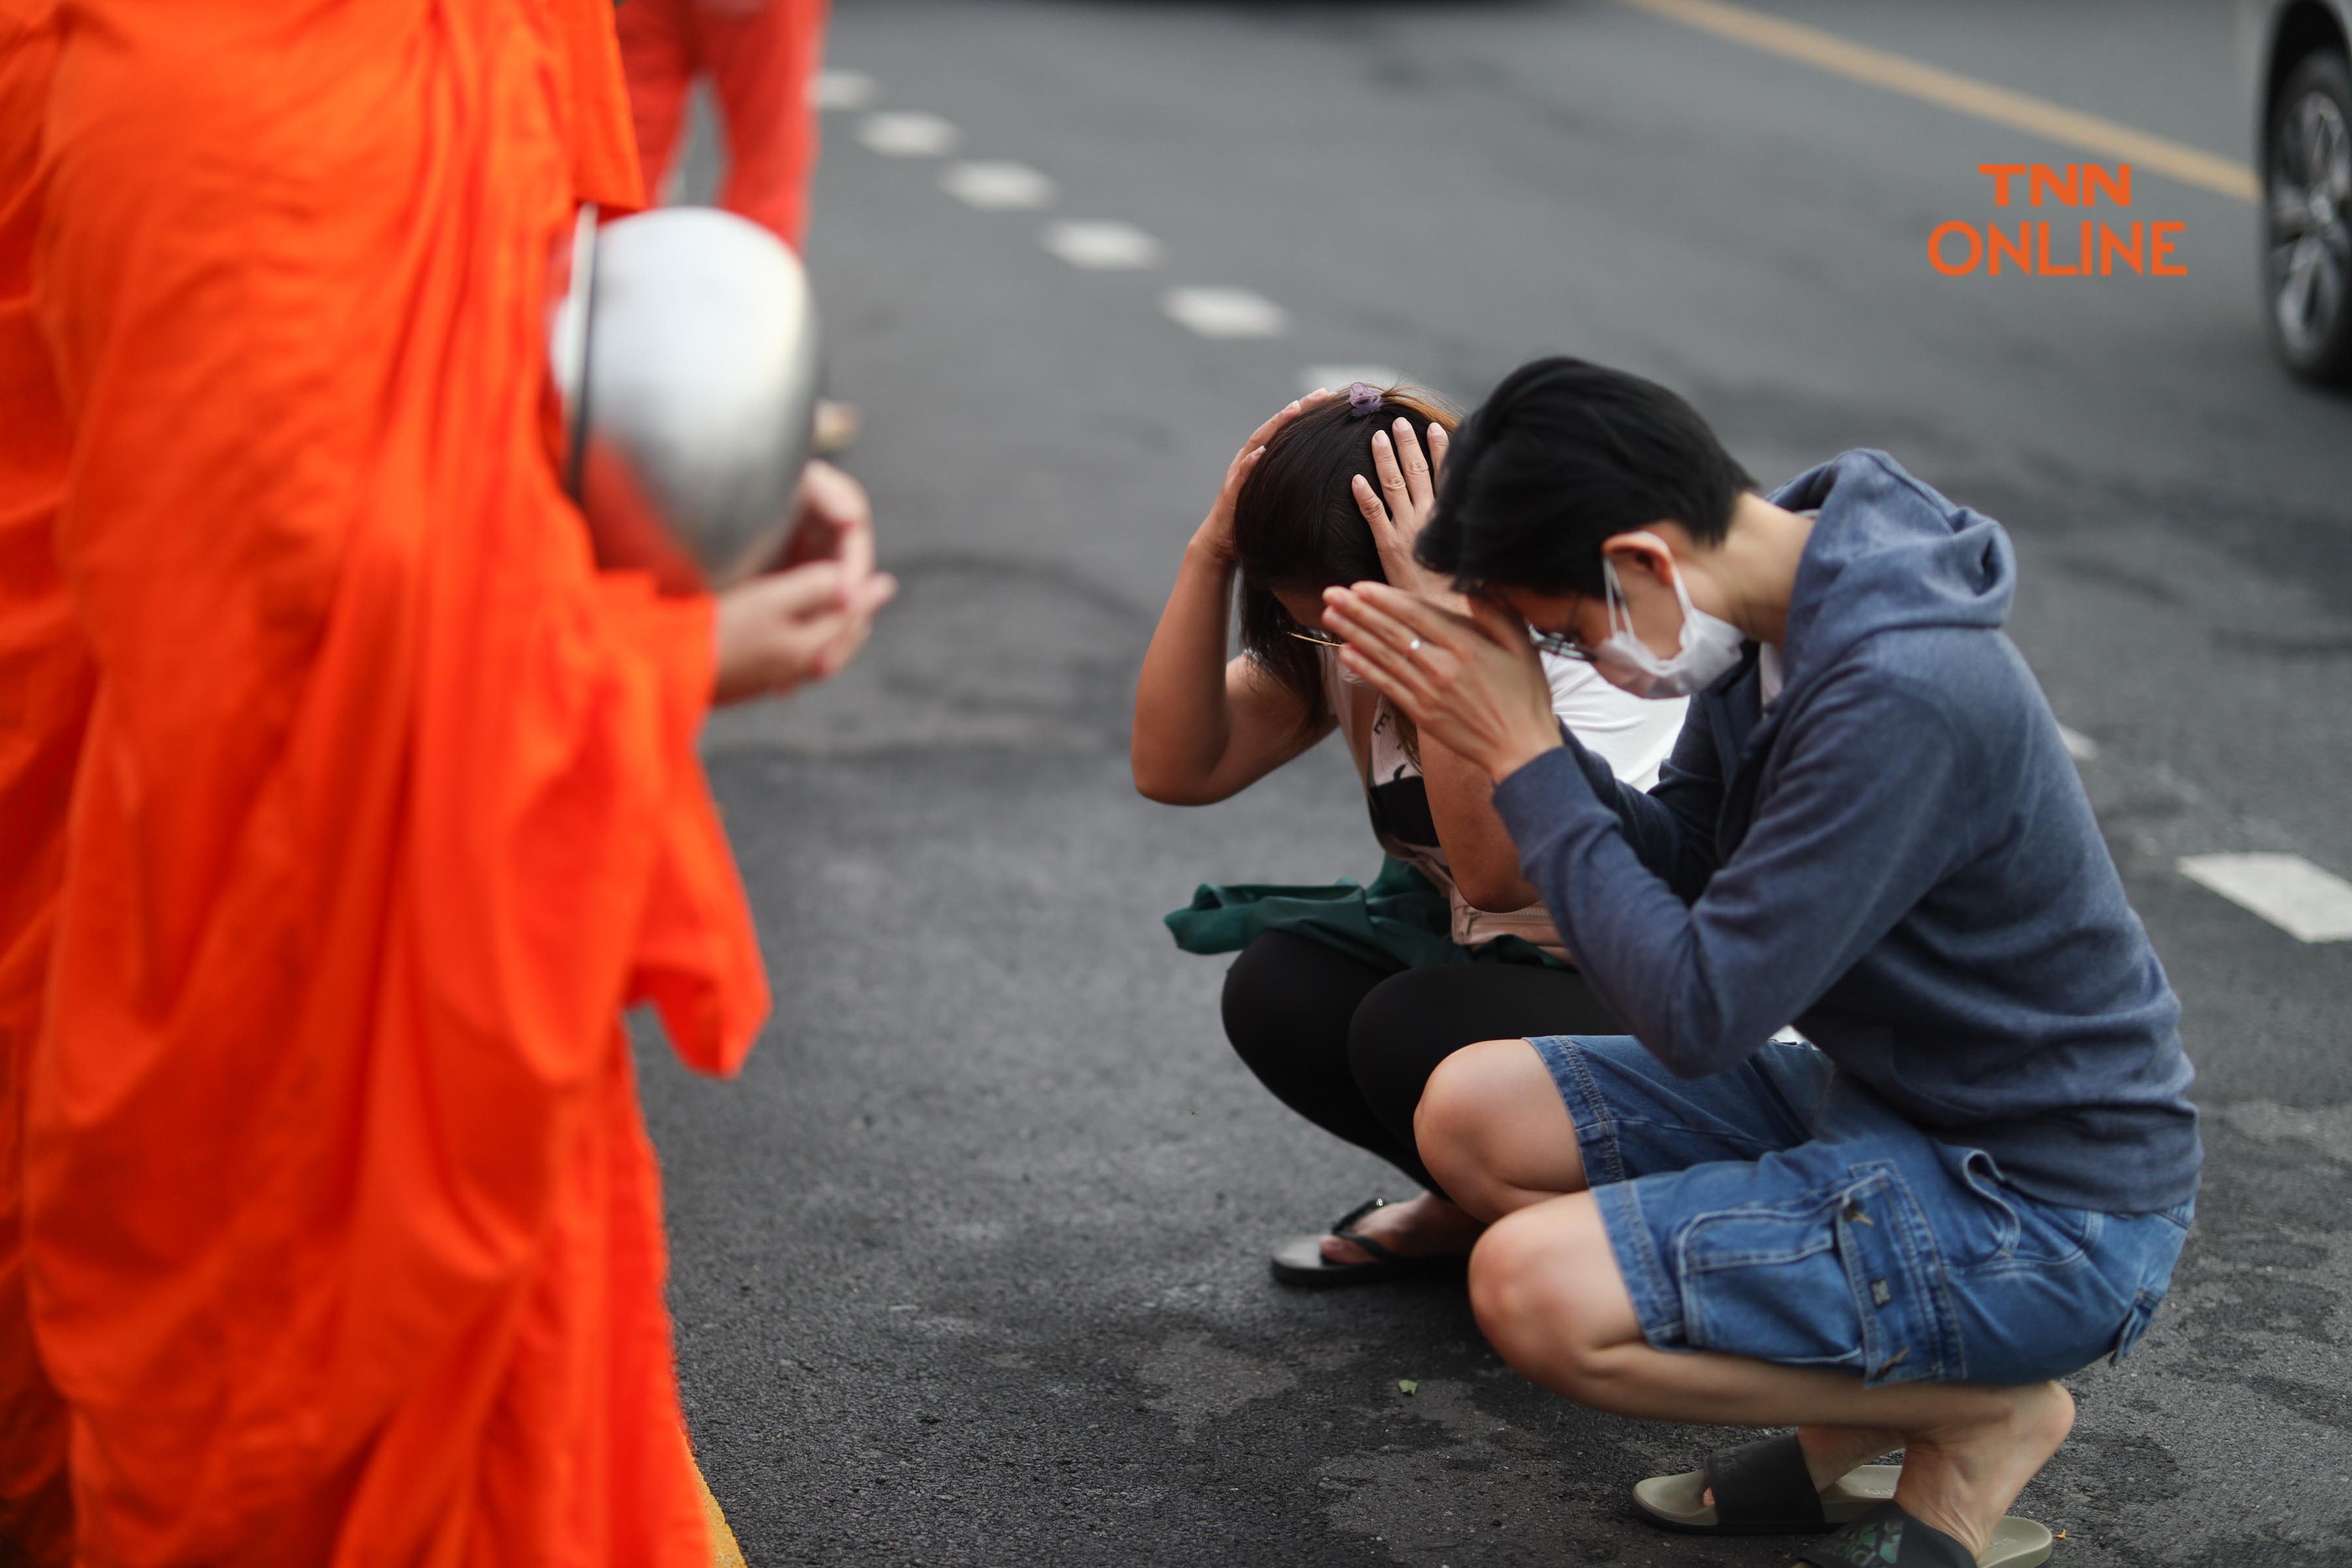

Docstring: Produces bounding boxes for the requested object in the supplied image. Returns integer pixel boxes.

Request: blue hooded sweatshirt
[1491,450,2201,1213]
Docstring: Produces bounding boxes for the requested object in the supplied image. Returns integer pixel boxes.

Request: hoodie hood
[1769,451,2014,692]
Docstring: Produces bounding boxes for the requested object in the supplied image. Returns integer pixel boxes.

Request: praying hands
[1320,581,1569,786]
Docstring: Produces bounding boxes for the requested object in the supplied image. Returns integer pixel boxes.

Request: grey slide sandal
[1633,1434,1901,1535]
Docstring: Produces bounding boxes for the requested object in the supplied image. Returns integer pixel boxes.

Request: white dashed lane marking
[2056,724,2098,762]
[1299,364,1405,397]
[858,112,962,157]
[939,161,1058,210]
[1162,287,1290,340]
[812,69,878,111]
[1041,220,1162,270]
[2178,853,2352,943]
[838,85,1292,346]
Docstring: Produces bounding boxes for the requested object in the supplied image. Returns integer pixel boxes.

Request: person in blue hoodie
[1317,357,2200,1568]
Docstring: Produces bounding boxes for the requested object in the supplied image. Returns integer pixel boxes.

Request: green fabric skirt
[1164,855,1564,973]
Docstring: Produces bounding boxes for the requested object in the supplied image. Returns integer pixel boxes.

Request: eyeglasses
[1281,608,1594,658]
[1474,583,1597,662]
[1529,629,1596,662]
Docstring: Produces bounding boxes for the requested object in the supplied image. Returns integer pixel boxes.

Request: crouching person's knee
[1416,1036,1582,1222]
[1467,1202,1627,1401]
[1413,1039,1523,1218]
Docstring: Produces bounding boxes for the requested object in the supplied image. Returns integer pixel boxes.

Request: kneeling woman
[1132,384,1684,1284]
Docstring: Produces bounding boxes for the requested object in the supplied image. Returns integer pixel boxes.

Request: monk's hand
[1353,418,1462,607]
[711,558,898,706]
[1322,582,1561,784]
[776,460,872,573]
[1193,387,1335,565]
[772,459,896,674]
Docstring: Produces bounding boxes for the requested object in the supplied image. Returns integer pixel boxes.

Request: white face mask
[1590,542,1747,699]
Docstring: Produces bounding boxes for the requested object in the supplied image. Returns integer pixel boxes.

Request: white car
[2241,0,2352,382]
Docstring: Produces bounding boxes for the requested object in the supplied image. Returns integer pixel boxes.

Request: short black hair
[1414,357,1755,597]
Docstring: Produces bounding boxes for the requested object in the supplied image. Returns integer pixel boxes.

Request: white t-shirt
[1759,643,1786,711]
[1356,653,1686,855]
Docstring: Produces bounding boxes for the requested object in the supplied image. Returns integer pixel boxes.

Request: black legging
[1220,930,1625,1193]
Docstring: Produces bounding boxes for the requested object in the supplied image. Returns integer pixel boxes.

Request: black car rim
[2270,82,2352,357]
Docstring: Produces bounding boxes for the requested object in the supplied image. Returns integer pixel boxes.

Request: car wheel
[2266,50,2352,385]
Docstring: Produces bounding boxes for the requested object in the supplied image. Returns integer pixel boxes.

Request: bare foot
[1320,1193,1483,1266]
[1894,1381,2075,1558]
[1797,1423,1906,1488]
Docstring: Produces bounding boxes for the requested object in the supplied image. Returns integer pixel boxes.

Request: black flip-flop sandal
[1792,1501,2053,1567]
[1267,1198,1469,1288]
[1633,1434,1901,1535]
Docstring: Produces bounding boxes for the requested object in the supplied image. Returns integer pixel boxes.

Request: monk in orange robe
[17,3,885,1563]
[618,0,834,250]
[0,4,81,1561]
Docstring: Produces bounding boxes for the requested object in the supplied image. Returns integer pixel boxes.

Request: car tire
[2265,50,2352,385]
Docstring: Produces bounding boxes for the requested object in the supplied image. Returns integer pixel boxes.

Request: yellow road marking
[1616,0,2260,203]
[694,1455,751,1568]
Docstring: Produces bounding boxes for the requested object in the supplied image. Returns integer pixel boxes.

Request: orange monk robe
[618,0,833,249]
[0,3,82,1561]
[25,3,768,1564]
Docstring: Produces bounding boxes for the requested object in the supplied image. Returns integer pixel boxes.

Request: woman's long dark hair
[1232,385,1458,740]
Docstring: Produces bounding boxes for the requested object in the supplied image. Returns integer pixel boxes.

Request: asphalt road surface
[642,3,2352,1563]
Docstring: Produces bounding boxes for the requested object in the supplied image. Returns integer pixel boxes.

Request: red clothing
[24,2,768,1563]
[618,0,832,248]
[0,3,81,1560]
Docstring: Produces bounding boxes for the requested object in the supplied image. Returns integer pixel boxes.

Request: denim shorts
[1534,1036,2195,1387]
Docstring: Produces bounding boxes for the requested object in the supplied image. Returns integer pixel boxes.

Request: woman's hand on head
[1323,582,1562,784]
[1353,418,1460,606]
[711,555,899,706]
[1192,387,1335,564]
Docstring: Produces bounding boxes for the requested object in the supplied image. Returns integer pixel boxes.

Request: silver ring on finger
[1408,636,1424,654]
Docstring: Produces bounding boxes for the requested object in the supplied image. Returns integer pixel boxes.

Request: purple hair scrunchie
[1348,381,1383,417]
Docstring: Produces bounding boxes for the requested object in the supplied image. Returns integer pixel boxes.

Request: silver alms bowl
[551,206,822,591]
